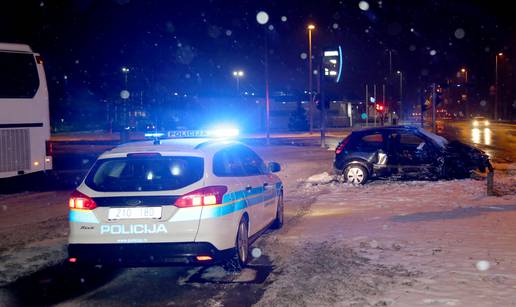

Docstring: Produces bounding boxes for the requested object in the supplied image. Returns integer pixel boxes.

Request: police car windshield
[85,156,203,192]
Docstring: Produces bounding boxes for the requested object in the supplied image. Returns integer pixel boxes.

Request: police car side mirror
[268,161,281,173]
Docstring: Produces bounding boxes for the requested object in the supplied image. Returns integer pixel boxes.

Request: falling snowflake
[281,16,287,22]
[332,23,339,29]
[256,11,269,25]
[476,260,490,271]
[358,1,369,11]
[300,52,307,60]
[429,49,437,56]
[225,30,232,36]
[268,24,274,31]
[454,28,465,39]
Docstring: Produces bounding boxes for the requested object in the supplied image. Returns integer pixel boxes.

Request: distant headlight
[472,120,479,127]
[484,120,490,126]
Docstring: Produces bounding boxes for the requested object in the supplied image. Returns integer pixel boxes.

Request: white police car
[67,131,283,268]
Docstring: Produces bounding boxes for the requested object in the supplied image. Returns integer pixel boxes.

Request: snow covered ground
[0,145,515,307]
[253,146,516,306]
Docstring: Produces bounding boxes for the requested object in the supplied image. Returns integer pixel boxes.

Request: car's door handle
[246,185,252,192]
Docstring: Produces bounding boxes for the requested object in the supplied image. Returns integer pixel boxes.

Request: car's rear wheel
[271,192,284,229]
[344,164,368,185]
[224,217,249,271]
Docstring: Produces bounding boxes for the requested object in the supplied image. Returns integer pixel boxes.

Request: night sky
[1,0,514,126]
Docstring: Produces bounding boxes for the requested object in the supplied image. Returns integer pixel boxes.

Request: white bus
[0,43,52,178]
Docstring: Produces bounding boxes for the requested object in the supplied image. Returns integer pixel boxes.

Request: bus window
[0,52,40,99]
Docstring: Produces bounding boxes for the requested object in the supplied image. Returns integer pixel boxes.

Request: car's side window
[213,148,246,177]
[400,133,425,147]
[357,133,384,151]
[235,146,267,176]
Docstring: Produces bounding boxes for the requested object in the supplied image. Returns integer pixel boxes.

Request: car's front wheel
[343,164,368,185]
[271,192,284,229]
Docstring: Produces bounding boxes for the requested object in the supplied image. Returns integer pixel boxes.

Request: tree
[288,102,309,131]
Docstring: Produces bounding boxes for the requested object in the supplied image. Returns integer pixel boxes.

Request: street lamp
[396,70,403,121]
[495,52,503,120]
[460,68,468,83]
[121,67,130,89]
[232,70,244,94]
[307,24,315,133]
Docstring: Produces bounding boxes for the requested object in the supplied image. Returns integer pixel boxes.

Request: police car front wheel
[271,193,284,229]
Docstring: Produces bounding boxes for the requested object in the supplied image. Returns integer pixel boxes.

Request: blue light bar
[144,132,165,138]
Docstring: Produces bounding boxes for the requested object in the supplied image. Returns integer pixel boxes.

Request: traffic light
[435,87,444,106]
[375,103,385,112]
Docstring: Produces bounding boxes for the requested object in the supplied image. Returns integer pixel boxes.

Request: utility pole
[265,30,270,145]
[320,70,326,148]
[382,84,386,126]
[308,25,315,133]
[432,83,437,133]
[365,84,369,127]
[373,84,377,126]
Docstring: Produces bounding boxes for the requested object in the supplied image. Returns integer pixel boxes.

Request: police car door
[233,146,267,235]
[248,148,277,225]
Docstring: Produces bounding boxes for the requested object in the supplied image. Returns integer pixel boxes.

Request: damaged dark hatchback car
[334,126,492,184]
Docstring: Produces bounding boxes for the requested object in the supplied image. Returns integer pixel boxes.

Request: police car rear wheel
[236,219,249,266]
[271,193,284,229]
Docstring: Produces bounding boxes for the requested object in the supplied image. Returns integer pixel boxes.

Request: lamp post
[307,24,315,133]
[396,70,403,122]
[460,68,468,83]
[460,68,469,117]
[120,66,130,142]
[495,52,503,120]
[232,70,244,94]
[121,67,129,88]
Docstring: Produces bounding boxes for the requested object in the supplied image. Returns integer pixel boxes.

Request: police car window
[85,156,204,192]
[213,148,246,177]
[237,146,267,176]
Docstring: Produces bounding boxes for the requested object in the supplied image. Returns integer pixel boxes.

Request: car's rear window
[85,156,204,192]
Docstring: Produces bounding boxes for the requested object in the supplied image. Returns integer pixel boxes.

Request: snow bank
[304,172,335,184]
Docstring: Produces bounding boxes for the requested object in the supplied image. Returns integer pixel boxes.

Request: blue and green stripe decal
[69,181,283,223]
[70,209,100,224]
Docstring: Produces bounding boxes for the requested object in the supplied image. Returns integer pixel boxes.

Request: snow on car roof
[417,127,449,147]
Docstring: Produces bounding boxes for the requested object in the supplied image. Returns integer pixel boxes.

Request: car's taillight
[69,190,97,210]
[45,140,53,156]
[175,186,228,208]
[336,137,350,155]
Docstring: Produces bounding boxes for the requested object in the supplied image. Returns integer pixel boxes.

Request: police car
[67,130,283,268]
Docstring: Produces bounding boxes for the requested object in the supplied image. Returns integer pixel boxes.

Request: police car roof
[99,138,241,158]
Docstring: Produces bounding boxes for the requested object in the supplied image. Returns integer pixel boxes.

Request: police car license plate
[108,207,162,220]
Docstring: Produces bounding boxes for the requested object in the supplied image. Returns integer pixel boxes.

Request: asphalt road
[438,121,516,163]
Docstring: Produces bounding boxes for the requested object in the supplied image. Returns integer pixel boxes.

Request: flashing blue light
[145,132,165,138]
[207,127,240,138]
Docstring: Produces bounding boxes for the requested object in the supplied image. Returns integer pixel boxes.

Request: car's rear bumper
[68,242,235,267]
